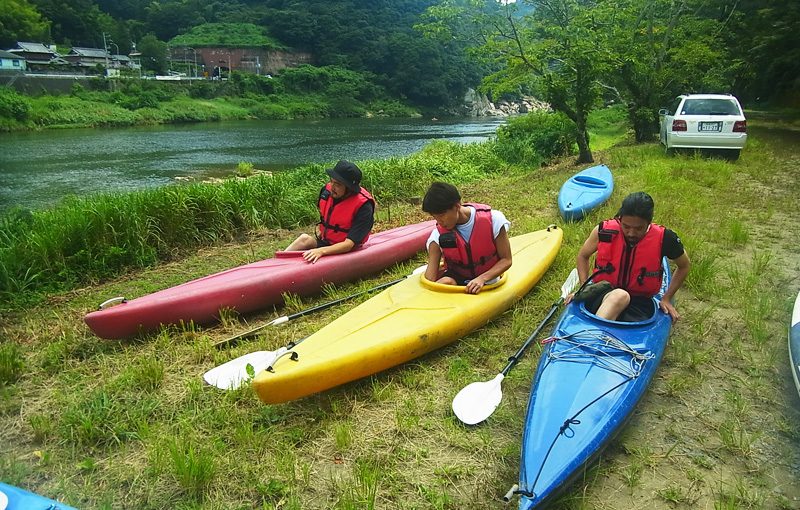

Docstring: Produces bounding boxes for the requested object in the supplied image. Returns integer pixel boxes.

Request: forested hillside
[1,0,798,123]
[3,0,486,108]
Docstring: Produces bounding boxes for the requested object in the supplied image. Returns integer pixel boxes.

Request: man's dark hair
[617,191,654,222]
[422,182,461,214]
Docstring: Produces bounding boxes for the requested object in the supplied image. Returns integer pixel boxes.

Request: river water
[0,116,506,212]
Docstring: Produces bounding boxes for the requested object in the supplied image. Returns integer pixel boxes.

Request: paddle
[203,264,427,390]
[213,276,410,349]
[451,269,580,425]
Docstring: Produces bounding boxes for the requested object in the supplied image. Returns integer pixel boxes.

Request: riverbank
[0,66,420,132]
[1,120,799,509]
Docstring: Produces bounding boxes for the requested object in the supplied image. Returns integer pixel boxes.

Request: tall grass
[0,112,577,305]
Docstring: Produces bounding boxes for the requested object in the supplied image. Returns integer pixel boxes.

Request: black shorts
[584,289,655,322]
[441,270,470,286]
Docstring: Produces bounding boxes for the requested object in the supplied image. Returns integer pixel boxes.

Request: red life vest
[318,183,375,245]
[437,203,499,280]
[594,218,665,297]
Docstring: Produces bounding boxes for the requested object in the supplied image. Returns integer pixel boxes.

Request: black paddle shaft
[213,276,406,348]
[287,277,404,320]
[501,299,563,376]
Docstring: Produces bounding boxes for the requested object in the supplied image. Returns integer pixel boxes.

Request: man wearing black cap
[286,160,375,263]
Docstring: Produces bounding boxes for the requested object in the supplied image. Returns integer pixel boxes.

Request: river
[0,116,506,212]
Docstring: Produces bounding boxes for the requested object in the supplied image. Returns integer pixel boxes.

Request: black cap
[326,160,362,193]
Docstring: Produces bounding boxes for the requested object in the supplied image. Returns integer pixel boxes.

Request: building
[0,50,26,73]
[64,47,113,72]
[7,42,67,72]
[169,46,312,78]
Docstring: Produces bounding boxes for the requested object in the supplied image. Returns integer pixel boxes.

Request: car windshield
[681,99,741,116]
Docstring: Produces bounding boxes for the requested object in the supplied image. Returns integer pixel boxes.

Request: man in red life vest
[421,182,512,295]
[568,191,691,322]
[286,160,375,263]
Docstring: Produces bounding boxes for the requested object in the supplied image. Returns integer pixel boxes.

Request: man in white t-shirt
[421,182,512,294]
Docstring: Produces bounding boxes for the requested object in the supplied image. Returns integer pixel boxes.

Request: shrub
[495,111,576,165]
[0,87,32,122]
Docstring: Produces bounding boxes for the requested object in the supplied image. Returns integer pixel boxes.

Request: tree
[420,0,609,163]
[30,0,107,47]
[137,34,167,74]
[0,0,50,48]
[600,0,733,141]
[715,0,800,104]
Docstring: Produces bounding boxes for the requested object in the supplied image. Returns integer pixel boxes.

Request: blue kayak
[0,482,78,510]
[514,260,671,509]
[790,290,800,399]
[557,164,614,222]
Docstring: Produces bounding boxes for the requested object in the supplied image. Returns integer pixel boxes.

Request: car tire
[665,146,675,156]
[726,149,740,161]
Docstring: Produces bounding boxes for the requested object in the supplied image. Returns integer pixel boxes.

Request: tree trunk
[575,120,594,163]
[629,103,659,142]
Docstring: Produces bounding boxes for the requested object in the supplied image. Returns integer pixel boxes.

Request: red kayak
[85,221,435,339]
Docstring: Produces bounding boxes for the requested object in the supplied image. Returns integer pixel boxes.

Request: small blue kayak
[557,164,614,222]
[514,260,671,509]
[0,482,78,510]
[790,290,800,399]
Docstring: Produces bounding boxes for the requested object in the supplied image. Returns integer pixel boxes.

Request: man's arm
[576,226,600,283]
[660,251,690,322]
[303,202,373,263]
[425,242,443,282]
[466,227,512,294]
[345,202,375,246]
[302,238,356,263]
[565,226,600,304]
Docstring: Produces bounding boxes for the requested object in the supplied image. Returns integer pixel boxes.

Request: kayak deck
[253,226,563,404]
[516,259,671,509]
[557,164,614,222]
[84,220,435,339]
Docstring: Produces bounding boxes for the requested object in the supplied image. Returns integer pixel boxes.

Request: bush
[0,87,32,122]
[495,111,576,165]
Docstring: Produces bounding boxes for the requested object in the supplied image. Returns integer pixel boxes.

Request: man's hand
[465,277,486,294]
[659,299,680,322]
[302,247,326,263]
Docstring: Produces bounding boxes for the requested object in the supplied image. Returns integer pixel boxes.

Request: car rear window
[680,99,741,116]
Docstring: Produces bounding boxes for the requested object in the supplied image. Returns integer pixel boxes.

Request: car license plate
[699,122,722,132]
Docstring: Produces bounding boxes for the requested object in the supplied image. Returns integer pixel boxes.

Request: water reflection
[0,117,506,211]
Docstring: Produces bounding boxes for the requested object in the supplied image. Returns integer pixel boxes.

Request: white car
[659,94,747,159]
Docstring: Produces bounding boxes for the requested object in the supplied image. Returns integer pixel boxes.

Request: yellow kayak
[253,226,563,404]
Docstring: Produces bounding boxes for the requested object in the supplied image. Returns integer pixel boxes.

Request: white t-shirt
[426,206,510,249]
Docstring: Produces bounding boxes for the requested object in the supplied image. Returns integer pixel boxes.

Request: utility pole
[102,32,109,73]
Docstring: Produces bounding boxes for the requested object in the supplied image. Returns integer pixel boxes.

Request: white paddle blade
[203,348,285,390]
[561,268,580,298]
[452,373,505,425]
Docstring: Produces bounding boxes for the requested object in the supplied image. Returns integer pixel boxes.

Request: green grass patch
[1,117,799,509]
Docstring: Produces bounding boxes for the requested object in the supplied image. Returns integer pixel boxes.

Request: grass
[1,116,799,509]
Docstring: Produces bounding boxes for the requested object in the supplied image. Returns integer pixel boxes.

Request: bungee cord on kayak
[542,328,654,378]
[516,328,656,500]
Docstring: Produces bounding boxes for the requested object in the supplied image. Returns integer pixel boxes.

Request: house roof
[0,50,24,60]
[68,47,110,58]
[14,42,57,54]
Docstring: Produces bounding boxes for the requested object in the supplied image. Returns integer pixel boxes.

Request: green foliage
[0,0,50,48]
[0,140,508,300]
[167,436,216,498]
[0,342,24,385]
[170,23,282,49]
[138,34,168,73]
[494,111,576,165]
[0,87,32,125]
[421,0,606,162]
